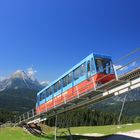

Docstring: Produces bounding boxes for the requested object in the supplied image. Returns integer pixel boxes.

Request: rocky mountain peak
[0,70,43,91]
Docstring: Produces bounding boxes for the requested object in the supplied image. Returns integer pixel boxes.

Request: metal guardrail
[15,48,140,125]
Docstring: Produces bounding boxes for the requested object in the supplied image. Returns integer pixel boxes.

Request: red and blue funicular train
[36,53,116,114]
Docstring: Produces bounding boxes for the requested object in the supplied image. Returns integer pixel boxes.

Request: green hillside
[0,89,37,112]
[0,127,51,140]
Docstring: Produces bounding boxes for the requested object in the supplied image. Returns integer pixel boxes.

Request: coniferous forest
[46,108,137,127]
[0,107,140,126]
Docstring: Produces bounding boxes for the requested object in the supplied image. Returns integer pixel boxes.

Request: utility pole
[54,115,57,140]
[118,93,127,125]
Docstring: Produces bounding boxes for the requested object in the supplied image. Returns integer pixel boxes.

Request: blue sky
[0,0,140,82]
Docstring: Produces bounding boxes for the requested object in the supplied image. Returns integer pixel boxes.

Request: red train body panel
[36,73,115,114]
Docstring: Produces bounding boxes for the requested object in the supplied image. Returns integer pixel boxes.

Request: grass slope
[0,123,140,140]
[59,123,140,136]
[0,127,51,140]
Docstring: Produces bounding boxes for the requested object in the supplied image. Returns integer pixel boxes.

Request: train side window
[54,83,57,93]
[46,87,52,97]
[81,62,86,76]
[40,93,43,101]
[74,67,80,80]
[40,91,46,101]
[43,91,46,99]
[46,89,49,98]
[50,86,53,95]
[58,81,61,91]
[68,72,72,84]
[39,94,41,101]
[63,75,68,87]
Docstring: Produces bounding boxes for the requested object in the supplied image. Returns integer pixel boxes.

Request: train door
[87,60,91,79]
[87,57,96,79]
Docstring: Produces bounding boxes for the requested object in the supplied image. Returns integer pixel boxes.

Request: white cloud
[26,67,37,81]
[130,61,137,67]
[114,65,128,71]
[27,67,37,75]
[40,80,50,86]
[114,65,122,70]
[114,61,137,73]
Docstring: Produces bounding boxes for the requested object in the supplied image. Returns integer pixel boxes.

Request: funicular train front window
[95,58,114,74]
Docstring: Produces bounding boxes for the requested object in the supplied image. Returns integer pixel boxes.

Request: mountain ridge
[0,70,44,91]
[0,70,47,112]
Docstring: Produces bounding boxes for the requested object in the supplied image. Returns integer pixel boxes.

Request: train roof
[37,53,112,95]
